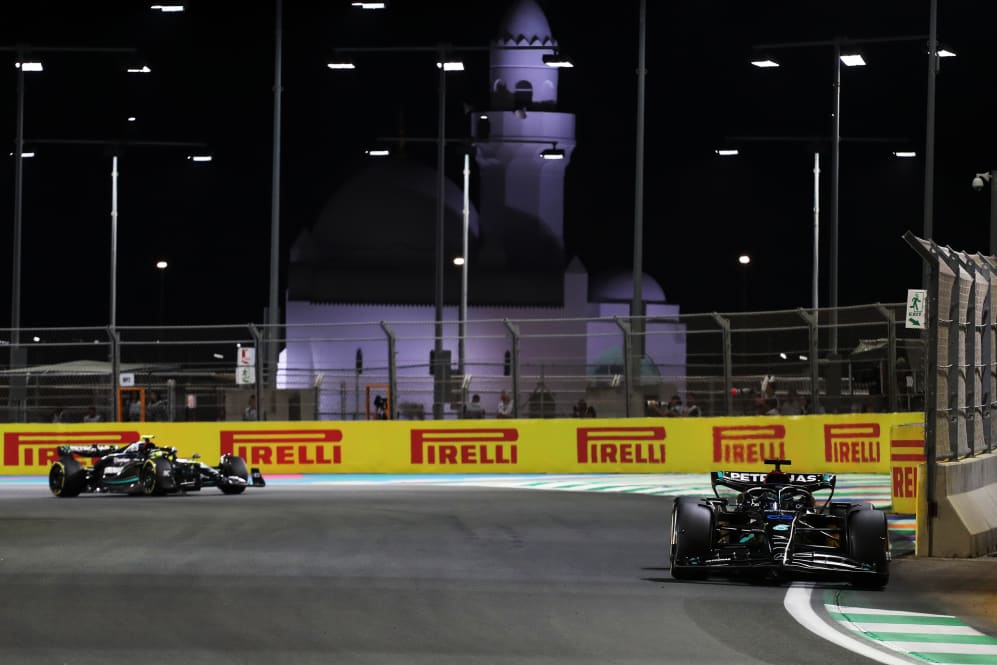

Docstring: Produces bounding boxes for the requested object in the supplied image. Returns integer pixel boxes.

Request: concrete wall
[930,451,997,557]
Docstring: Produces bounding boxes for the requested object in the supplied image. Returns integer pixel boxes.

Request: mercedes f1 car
[48,435,266,497]
[670,459,889,587]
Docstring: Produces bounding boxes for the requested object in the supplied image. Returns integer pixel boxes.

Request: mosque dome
[589,269,667,303]
[290,159,478,270]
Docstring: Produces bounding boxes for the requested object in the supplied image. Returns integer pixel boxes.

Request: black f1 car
[670,459,889,587]
[48,435,266,497]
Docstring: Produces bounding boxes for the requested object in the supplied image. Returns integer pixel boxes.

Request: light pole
[156,260,168,328]
[751,34,929,356]
[630,0,648,413]
[267,0,283,394]
[738,254,751,311]
[329,44,478,420]
[973,171,997,254]
[1,46,137,362]
[459,152,470,378]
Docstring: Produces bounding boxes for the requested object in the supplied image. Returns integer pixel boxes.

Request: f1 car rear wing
[57,444,122,458]
[711,459,836,498]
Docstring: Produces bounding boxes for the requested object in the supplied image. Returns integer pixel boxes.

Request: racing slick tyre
[219,455,249,495]
[49,457,85,498]
[847,508,890,588]
[140,457,176,496]
[670,499,713,580]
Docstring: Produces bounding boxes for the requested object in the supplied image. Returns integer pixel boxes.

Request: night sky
[0,0,995,329]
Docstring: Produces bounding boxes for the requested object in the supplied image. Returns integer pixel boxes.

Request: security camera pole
[974,171,997,254]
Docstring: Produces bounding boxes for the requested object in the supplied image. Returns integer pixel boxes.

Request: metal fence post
[502,320,520,418]
[904,232,940,556]
[614,317,632,417]
[797,308,821,414]
[711,313,732,416]
[875,304,899,412]
[955,254,978,453]
[108,325,121,422]
[979,256,995,453]
[249,323,263,420]
[380,321,398,420]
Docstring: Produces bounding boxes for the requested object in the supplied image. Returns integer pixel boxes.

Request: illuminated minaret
[471,0,576,272]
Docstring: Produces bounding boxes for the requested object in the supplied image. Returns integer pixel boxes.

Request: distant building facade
[281,0,684,418]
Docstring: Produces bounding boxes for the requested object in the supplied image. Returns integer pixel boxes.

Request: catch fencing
[0,301,924,424]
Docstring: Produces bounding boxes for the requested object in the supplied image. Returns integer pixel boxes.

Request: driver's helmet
[740,488,778,511]
[124,436,155,456]
[779,489,814,511]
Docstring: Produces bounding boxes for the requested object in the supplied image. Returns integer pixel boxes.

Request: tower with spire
[470,0,576,274]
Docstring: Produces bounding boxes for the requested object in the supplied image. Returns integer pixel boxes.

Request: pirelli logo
[712,425,787,464]
[576,427,666,464]
[3,430,140,468]
[823,423,881,463]
[410,428,518,465]
[219,429,343,465]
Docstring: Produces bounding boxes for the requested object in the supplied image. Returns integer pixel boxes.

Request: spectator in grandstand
[147,390,168,421]
[781,388,804,416]
[83,406,102,423]
[52,407,66,423]
[243,394,258,421]
[685,394,702,417]
[496,390,514,418]
[463,393,485,419]
[755,375,780,415]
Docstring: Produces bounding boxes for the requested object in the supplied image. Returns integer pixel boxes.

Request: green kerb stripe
[908,653,997,664]
[864,633,997,645]
[829,613,964,625]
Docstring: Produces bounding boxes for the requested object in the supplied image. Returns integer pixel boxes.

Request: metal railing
[0,302,925,423]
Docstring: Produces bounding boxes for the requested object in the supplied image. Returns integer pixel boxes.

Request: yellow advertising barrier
[889,422,926,515]
[0,413,919,476]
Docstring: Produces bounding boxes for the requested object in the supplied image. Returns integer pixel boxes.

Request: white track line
[784,583,915,665]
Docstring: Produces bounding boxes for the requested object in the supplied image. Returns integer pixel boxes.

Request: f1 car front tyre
[847,508,890,588]
[219,455,249,494]
[140,457,175,496]
[670,499,713,580]
[49,458,85,498]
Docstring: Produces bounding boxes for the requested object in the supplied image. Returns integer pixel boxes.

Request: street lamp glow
[779,352,788,360]
[212,353,224,360]
[750,58,780,68]
[127,65,152,73]
[32,336,40,343]
[156,260,168,270]
[542,53,574,68]
[326,60,356,70]
[188,154,212,162]
[127,116,136,122]
[9,151,35,158]
[15,61,43,72]
[738,254,751,265]
[364,149,390,157]
[937,48,956,58]
[839,53,866,67]
[892,151,917,158]
[351,2,386,8]
[436,60,464,71]
[715,149,739,156]
[453,256,465,266]
[150,4,184,12]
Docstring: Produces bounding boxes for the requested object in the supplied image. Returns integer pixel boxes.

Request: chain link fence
[0,302,925,423]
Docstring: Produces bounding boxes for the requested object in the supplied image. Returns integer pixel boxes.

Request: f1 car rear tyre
[140,457,175,496]
[847,508,890,588]
[49,458,85,498]
[219,455,249,494]
[670,499,713,580]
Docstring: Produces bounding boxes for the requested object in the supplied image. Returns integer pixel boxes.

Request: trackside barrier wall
[906,233,997,556]
[0,413,918,476]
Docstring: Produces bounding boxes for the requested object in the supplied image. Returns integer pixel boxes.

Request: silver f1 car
[670,459,889,587]
[49,435,266,497]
